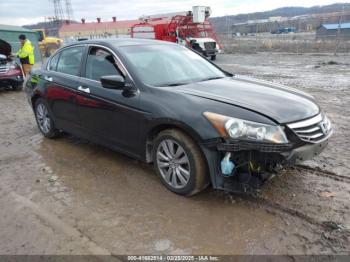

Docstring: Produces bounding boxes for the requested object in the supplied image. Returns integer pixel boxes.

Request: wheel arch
[31,94,42,109]
[144,120,204,163]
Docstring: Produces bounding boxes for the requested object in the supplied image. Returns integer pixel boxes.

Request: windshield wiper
[162,77,225,86]
[163,82,189,87]
[199,76,225,82]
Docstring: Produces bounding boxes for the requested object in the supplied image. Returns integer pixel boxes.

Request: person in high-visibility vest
[16,34,35,76]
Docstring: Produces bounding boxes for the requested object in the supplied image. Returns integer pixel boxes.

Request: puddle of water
[36,135,280,254]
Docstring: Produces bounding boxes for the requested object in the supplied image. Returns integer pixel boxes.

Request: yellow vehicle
[34,29,63,57]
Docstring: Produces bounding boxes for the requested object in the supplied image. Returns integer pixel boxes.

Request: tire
[152,129,209,196]
[11,83,23,91]
[34,98,60,138]
[210,55,216,61]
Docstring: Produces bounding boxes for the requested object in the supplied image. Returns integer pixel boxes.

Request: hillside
[22,3,350,36]
[23,20,76,37]
[210,3,350,33]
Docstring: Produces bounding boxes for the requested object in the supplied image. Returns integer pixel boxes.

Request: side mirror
[100,75,125,90]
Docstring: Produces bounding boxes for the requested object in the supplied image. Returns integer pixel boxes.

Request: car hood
[174,75,320,124]
[0,39,11,57]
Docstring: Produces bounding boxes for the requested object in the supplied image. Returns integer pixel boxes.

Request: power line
[65,0,74,21]
[52,0,64,21]
[51,0,74,21]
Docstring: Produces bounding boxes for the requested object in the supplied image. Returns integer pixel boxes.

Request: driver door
[76,46,141,155]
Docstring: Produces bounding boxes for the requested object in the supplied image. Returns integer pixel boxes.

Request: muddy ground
[0,53,349,256]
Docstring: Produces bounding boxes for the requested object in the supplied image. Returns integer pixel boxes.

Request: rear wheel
[153,129,209,196]
[34,98,60,138]
[210,55,216,61]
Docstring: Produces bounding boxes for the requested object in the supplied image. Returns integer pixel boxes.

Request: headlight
[203,112,288,144]
[8,61,17,70]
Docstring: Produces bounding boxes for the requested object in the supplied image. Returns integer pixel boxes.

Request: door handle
[44,76,53,82]
[78,86,90,94]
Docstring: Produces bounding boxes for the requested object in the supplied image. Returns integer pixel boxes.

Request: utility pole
[225,15,229,40]
[51,0,74,22]
[297,18,301,55]
[255,22,259,52]
[52,0,64,21]
[334,5,345,55]
[65,0,74,21]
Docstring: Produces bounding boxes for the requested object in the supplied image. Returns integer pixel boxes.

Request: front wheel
[11,83,23,91]
[210,55,216,61]
[153,129,209,196]
[34,98,60,138]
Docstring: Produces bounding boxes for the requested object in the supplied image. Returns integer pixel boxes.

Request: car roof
[64,38,177,48]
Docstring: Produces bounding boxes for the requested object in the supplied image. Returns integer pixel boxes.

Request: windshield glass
[120,44,226,87]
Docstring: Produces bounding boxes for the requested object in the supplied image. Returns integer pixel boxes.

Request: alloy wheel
[36,103,51,134]
[156,139,191,189]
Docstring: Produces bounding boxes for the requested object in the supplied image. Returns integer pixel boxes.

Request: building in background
[0,25,41,62]
[59,17,139,40]
[316,23,350,39]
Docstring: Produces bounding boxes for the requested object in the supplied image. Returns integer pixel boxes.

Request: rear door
[76,45,141,155]
[43,45,86,131]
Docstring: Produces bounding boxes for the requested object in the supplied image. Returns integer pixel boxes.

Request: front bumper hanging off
[200,138,329,194]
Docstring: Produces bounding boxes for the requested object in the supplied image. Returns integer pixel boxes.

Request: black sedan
[25,39,333,196]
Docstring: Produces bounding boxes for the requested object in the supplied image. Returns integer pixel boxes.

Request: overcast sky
[0,0,348,26]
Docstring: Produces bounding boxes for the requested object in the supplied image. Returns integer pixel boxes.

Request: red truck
[131,6,222,60]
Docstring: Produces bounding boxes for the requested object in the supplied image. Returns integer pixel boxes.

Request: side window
[48,53,60,71]
[56,46,84,76]
[84,47,122,82]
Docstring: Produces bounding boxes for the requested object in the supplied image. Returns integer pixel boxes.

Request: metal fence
[219,32,350,54]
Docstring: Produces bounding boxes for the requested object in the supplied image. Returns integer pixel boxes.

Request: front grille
[204,42,216,50]
[287,113,332,143]
[0,65,8,74]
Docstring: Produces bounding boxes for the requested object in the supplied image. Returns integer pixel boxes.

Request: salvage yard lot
[0,52,349,255]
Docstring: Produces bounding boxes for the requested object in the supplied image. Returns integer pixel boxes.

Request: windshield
[120,44,226,87]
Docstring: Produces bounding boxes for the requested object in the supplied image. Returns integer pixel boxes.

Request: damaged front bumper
[282,140,328,165]
[200,138,330,194]
[0,69,24,87]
